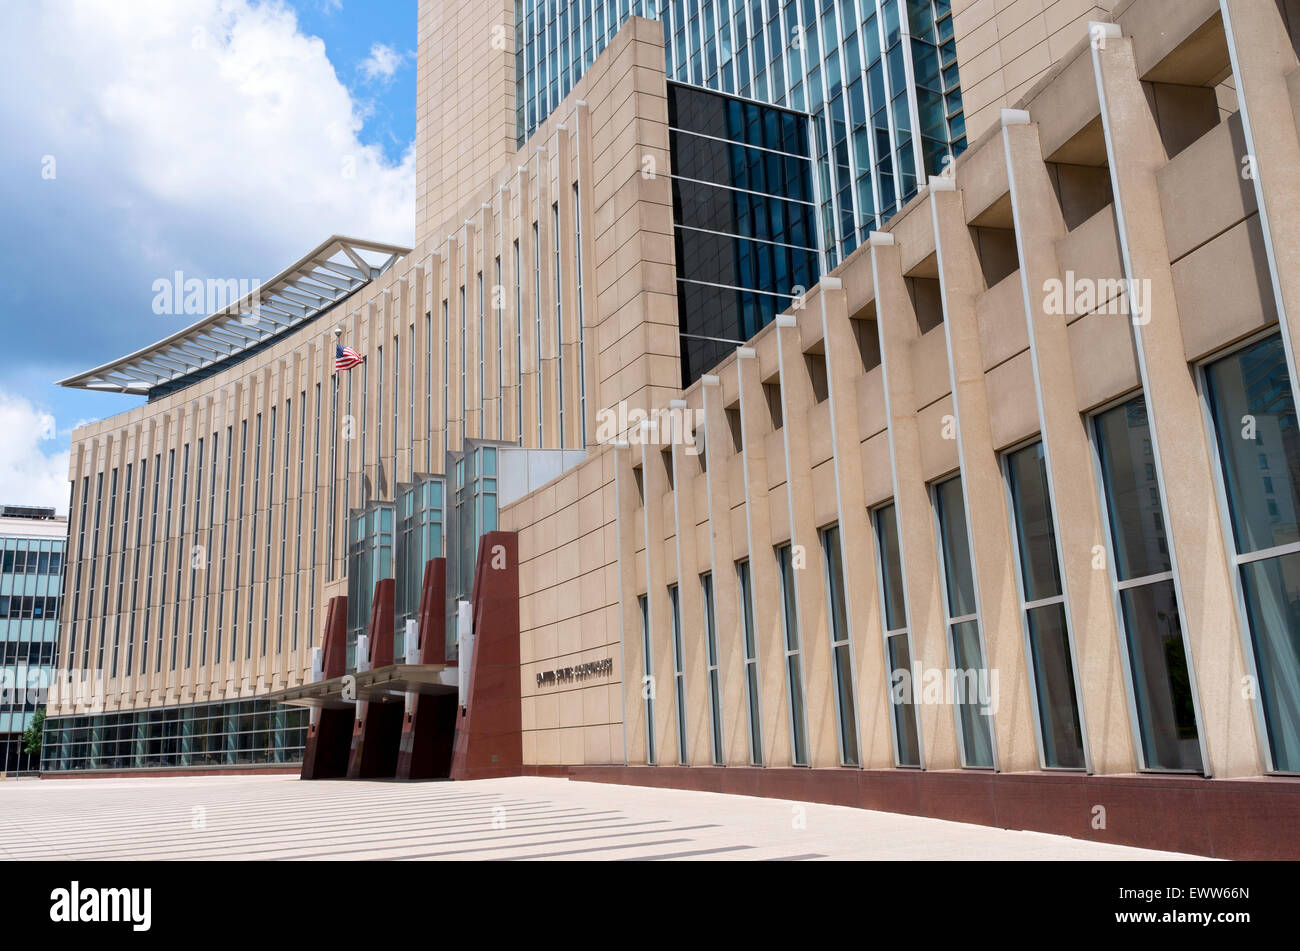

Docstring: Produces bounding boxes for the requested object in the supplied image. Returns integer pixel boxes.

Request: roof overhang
[266,664,457,709]
[57,236,410,396]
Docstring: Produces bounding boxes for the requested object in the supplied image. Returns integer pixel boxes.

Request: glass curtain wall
[515,0,967,261]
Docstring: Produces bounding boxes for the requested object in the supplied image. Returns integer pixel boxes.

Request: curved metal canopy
[57,236,409,395]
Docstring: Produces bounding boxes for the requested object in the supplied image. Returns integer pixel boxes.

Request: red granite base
[524,764,1300,860]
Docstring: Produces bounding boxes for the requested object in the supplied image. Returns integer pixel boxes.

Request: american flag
[335,344,365,372]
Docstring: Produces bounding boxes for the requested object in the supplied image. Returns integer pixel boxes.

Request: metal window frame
[871,501,924,768]
[999,436,1092,773]
[1085,390,1210,775]
[1194,327,1300,776]
[928,471,999,771]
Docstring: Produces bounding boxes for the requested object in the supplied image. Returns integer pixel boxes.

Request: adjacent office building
[43,0,1300,856]
[0,506,65,774]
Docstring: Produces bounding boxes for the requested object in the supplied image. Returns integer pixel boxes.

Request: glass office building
[0,507,66,774]
[515,0,966,264]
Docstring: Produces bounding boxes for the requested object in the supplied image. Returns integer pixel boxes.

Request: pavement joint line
[237,819,679,861]
[497,838,701,860]
[59,811,634,861]
[383,824,726,861]
[7,795,561,847]
[617,845,757,860]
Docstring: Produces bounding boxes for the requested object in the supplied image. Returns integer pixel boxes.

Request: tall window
[143,458,162,673]
[113,461,132,677]
[293,394,306,653]
[775,544,809,765]
[638,594,656,765]
[933,475,995,768]
[477,270,485,434]
[408,322,415,472]
[377,346,384,472]
[157,450,175,672]
[248,416,261,659]
[553,201,564,446]
[185,437,205,669]
[736,559,763,765]
[442,299,450,447]
[534,221,543,446]
[96,468,117,670]
[172,443,191,671]
[83,471,102,672]
[425,310,433,471]
[495,256,504,438]
[262,407,277,657]
[358,360,367,503]
[668,585,688,764]
[232,424,246,662]
[1203,333,1300,772]
[514,239,523,445]
[697,572,725,765]
[395,331,402,473]
[821,525,860,766]
[574,181,587,445]
[216,426,232,662]
[874,503,921,766]
[1005,441,1086,769]
[67,475,88,670]
[327,375,338,581]
[459,285,467,439]
[310,383,322,646]
[126,460,148,675]
[200,435,218,667]
[1093,395,1202,771]
[276,399,291,655]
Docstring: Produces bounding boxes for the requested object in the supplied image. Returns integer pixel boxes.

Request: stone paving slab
[0,775,1209,860]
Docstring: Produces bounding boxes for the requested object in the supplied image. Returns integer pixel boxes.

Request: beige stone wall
[952,0,1117,143]
[416,0,516,246]
[503,451,623,766]
[55,18,680,718]
[504,0,1297,777]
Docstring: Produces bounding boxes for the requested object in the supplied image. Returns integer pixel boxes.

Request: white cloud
[4,0,415,269]
[0,392,71,514]
[359,42,407,83]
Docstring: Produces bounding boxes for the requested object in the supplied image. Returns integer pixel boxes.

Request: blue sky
[0,0,417,511]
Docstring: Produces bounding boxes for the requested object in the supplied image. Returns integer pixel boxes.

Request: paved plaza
[0,775,1211,861]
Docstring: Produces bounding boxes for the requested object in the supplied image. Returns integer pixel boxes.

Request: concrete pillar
[818,276,894,769]
[700,372,750,766]
[669,398,711,765]
[735,346,794,767]
[639,425,679,764]
[1090,26,1260,776]
[1221,0,1300,395]
[870,233,962,770]
[930,178,1040,772]
[612,442,641,765]
[774,315,839,767]
[1002,111,1132,774]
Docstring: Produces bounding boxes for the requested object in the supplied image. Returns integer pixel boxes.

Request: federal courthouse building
[42,0,1300,858]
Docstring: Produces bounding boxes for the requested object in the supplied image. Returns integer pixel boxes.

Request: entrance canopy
[269,663,457,711]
